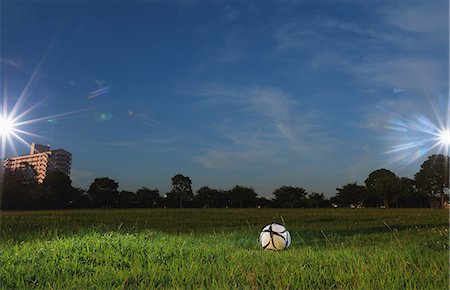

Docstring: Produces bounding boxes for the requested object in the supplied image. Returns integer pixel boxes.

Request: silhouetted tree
[1,168,39,210]
[273,186,307,208]
[117,190,136,208]
[195,186,214,208]
[87,177,119,208]
[415,154,449,208]
[136,187,161,208]
[167,174,193,208]
[227,186,257,208]
[42,171,77,209]
[393,177,428,208]
[307,192,329,208]
[195,186,228,208]
[365,169,398,208]
[334,183,366,207]
[256,196,272,208]
[72,187,89,208]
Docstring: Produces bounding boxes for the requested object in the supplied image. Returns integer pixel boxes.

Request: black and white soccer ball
[259,223,291,250]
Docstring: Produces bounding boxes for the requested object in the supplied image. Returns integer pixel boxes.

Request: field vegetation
[0,208,448,289]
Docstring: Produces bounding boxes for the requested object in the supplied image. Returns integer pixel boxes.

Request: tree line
[0,154,448,210]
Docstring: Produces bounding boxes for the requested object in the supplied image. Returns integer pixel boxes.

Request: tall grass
[0,209,448,288]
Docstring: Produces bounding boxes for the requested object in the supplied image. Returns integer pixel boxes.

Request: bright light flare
[0,104,43,159]
[382,101,450,167]
[0,91,89,159]
[438,128,450,146]
[0,114,16,137]
[0,40,89,159]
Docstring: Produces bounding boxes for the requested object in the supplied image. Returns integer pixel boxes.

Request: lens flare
[1,38,90,159]
[0,86,89,159]
[382,96,449,167]
[87,86,111,99]
[0,115,16,137]
[438,128,450,146]
[0,98,46,159]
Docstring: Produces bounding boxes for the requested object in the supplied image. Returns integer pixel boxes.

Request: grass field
[0,208,448,289]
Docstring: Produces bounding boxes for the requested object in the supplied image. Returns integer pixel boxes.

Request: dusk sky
[1,0,448,196]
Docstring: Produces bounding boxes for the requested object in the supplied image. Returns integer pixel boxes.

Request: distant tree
[71,187,89,208]
[273,186,307,208]
[195,186,228,208]
[195,186,214,208]
[365,169,398,208]
[394,177,428,208]
[167,174,193,208]
[42,171,77,209]
[361,187,383,207]
[334,183,366,207]
[415,154,449,208]
[1,168,39,210]
[227,186,257,208]
[255,196,273,208]
[307,192,328,208]
[117,190,136,208]
[136,187,161,208]
[87,177,119,208]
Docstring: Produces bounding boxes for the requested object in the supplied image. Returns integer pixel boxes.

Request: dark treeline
[1,154,448,210]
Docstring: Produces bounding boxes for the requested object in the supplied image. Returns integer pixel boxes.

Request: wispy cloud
[353,57,445,94]
[0,58,22,68]
[213,32,245,63]
[382,2,448,34]
[274,22,323,50]
[393,88,405,94]
[188,83,338,168]
[271,1,447,96]
[85,138,182,154]
[273,15,408,54]
[358,98,422,130]
[194,149,263,169]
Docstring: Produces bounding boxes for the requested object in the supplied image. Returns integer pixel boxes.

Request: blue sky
[1,0,448,196]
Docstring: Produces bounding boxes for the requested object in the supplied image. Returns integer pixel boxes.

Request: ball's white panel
[285,231,291,248]
[260,231,275,250]
[271,223,286,233]
[271,234,286,250]
[260,231,271,246]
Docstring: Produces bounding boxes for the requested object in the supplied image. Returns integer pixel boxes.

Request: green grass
[0,209,448,289]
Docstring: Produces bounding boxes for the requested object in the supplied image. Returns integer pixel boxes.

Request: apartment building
[3,142,72,183]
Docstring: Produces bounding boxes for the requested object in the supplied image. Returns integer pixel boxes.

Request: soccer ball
[259,223,291,250]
